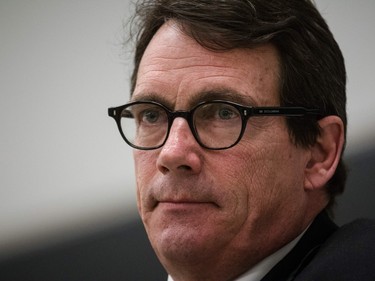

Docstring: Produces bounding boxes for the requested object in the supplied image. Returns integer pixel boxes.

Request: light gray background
[1,0,374,259]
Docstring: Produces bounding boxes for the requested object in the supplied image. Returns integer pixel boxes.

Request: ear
[304,116,345,190]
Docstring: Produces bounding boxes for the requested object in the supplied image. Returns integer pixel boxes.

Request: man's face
[132,22,313,275]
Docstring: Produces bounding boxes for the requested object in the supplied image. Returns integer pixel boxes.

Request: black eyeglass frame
[108,100,321,150]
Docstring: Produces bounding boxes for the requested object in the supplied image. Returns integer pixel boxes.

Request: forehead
[133,21,281,108]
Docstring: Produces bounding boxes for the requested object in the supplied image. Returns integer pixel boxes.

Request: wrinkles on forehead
[133,21,281,110]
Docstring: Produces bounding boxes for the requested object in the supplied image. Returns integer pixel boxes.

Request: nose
[156,118,203,175]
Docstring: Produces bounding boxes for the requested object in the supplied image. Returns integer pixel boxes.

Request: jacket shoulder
[295,218,375,281]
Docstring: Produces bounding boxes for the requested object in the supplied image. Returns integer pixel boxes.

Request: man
[109,0,375,280]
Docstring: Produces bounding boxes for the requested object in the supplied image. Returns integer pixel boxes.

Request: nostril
[178,165,192,171]
[159,165,191,174]
[159,166,169,174]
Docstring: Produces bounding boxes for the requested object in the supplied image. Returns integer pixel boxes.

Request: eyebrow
[189,88,259,107]
[131,87,259,110]
[130,92,173,108]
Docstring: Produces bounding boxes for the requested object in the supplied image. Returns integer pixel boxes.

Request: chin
[150,222,220,262]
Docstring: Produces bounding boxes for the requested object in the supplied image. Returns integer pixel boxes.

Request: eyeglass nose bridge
[169,110,191,120]
[164,109,200,145]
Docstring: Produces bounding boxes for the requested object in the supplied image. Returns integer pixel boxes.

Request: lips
[145,179,221,210]
[156,199,220,209]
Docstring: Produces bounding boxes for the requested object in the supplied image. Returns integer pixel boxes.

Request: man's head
[126,0,346,280]
[130,0,347,209]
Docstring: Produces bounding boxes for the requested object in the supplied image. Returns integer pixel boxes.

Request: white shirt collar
[167,227,307,281]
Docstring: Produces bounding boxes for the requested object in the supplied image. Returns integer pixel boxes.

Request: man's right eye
[141,110,160,123]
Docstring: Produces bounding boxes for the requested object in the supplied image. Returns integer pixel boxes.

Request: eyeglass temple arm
[250,107,321,117]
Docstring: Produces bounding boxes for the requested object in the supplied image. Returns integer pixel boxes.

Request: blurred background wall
[0,0,374,277]
[0,0,136,260]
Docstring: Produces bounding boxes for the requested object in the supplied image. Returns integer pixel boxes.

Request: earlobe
[304,116,345,190]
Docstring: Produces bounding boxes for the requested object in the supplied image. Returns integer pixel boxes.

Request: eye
[129,103,167,126]
[195,102,240,121]
[142,109,160,123]
[139,105,168,126]
[218,107,236,120]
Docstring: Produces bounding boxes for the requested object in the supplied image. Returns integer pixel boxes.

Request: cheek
[134,151,156,181]
[221,139,305,214]
[134,151,158,209]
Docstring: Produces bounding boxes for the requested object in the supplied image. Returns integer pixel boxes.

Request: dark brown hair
[128,0,347,213]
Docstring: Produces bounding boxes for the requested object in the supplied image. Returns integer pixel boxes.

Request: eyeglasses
[108,100,320,150]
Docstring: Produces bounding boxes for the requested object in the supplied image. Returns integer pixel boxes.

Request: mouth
[147,183,221,211]
[155,200,220,210]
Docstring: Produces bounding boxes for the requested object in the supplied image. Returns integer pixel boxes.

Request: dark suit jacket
[261,212,375,281]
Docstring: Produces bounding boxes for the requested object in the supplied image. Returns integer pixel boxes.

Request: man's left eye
[218,108,236,120]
